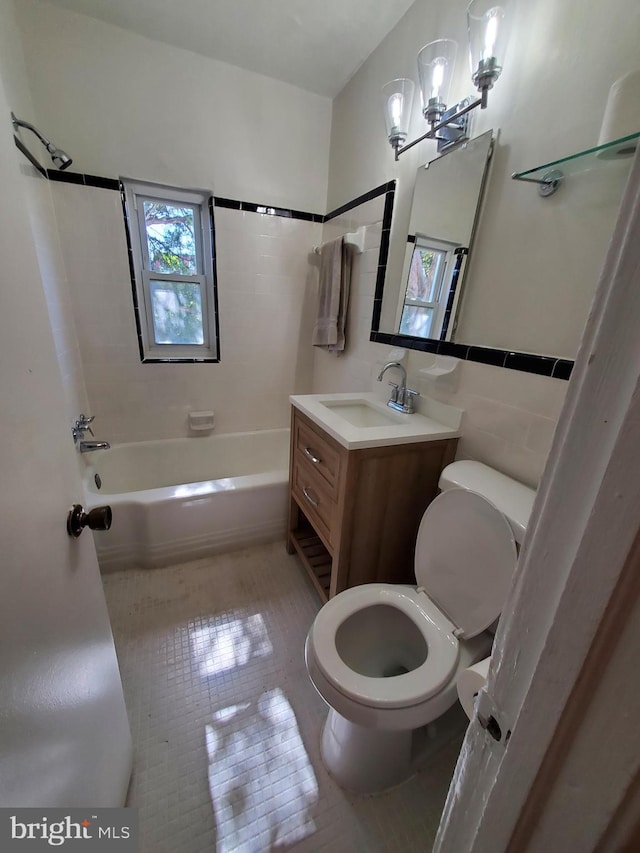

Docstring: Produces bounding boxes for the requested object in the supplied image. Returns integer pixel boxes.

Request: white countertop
[290,392,462,450]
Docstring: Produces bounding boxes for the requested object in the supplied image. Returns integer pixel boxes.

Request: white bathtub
[83,428,290,571]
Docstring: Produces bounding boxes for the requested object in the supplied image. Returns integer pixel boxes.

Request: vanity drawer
[294,415,342,497]
[292,457,337,545]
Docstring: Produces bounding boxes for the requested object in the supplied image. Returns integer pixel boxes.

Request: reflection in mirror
[378,129,494,345]
[395,129,493,342]
[398,235,460,340]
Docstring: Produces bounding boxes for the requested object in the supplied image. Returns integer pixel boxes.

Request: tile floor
[103,542,467,852]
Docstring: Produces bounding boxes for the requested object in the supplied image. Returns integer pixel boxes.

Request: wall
[0,0,88,423]
[12,0,332,442]
[313,0,638,486]
[51,182,320,442]
[15,0,331,213]
[327,0,638,358]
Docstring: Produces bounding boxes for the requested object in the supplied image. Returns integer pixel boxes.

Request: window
[398,236,457,340]
[123,180,219,361]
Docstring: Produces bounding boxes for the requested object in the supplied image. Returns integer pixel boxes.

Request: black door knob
[67,504,112,538]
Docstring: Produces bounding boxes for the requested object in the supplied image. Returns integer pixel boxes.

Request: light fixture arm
[393,93,484,160]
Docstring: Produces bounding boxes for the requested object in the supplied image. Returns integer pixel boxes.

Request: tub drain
[94,473,102,490]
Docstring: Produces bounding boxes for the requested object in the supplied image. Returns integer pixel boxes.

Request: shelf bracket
[512,168,563,197]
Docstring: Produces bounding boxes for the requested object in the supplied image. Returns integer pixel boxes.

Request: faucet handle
[405,388,420,413]
[73,414,94,438]
[387,381,399,403]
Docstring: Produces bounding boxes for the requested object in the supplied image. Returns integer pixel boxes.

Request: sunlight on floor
[104,545,462,851]
[206,688,318,852]
[190,613,272,678]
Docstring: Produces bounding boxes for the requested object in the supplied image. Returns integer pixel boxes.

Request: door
[0,73,132,806]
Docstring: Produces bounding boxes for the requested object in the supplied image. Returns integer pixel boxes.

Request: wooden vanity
[286,402,459,602]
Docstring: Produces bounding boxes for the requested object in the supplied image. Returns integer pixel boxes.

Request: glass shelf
[512,132,639,196]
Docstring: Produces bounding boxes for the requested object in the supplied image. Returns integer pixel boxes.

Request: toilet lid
[415,489,517,639]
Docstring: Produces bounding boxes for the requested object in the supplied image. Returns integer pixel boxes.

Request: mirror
[378,130,494,346]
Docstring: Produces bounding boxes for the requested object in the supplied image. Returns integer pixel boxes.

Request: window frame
[123,179,219,362]
[396,234,458,341]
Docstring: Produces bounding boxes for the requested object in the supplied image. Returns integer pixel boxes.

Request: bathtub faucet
[78,440,111,453]
[72,414,110,452]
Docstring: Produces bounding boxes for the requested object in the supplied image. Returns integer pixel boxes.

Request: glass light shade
[382,78,415,148]
[467,0,511,91]
[417,40,458,124]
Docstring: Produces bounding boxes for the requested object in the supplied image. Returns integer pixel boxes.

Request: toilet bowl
[305,463,534,794]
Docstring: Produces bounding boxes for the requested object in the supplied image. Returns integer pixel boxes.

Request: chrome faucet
[78,440,111,453]
[72,414,110,452]
[377,362,420,414]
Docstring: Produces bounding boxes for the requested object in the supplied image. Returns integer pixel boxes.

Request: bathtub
[83,428,290,571]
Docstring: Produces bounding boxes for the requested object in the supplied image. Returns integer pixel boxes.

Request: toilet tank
[438,461,536,545]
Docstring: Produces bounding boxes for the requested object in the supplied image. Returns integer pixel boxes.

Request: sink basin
[320,399,401,428]
[290,392,463,450]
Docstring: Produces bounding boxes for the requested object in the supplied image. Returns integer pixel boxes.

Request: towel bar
[313,225,365,255]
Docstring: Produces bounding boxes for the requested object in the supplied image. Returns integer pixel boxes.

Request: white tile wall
[46,174,567,484]
[51,184,320,443]
[420,362,567,488]
[21,166,89,421]
[311,197,569,489]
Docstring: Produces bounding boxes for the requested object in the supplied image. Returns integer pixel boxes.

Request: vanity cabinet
[286,406,458,601]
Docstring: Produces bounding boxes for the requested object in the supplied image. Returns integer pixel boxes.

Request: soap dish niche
[189,410,215,432]
[418,355,460,383]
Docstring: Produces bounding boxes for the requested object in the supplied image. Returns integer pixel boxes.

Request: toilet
[305,461,535,794]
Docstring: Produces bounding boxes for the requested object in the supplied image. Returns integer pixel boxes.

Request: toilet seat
[309,584,460,709]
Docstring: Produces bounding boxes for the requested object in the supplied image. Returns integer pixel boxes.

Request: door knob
[67,504,112,538]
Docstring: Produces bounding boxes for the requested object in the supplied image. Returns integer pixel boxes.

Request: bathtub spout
[79,440,110,453]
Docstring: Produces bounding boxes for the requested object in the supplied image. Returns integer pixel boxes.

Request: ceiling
[37,0,417,97]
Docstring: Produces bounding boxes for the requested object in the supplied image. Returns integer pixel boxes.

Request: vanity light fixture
[383,0,512,159]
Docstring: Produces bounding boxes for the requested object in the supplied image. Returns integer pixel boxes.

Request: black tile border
[213,197,324,222]
[207,196,222,364]
[46,167,120,190]
[505,352,556,377]
[467,345,507,367]
[15,136,574,379]
[370,330,572,379]
[119,184,146,363]
[47,168,84,185]
[370,183,396,331]
[552,359,574,380]
[13,141,325,222]
[324,181,394,223]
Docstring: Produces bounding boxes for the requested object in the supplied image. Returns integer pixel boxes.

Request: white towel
[312,236,352,354]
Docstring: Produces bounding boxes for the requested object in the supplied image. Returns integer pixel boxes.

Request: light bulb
[389,93,403,129]
[431,60,445,98]
[483,11,499,58]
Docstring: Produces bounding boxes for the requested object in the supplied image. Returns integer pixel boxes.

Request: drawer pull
[303,487,319,508]
[303,447,321,464]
